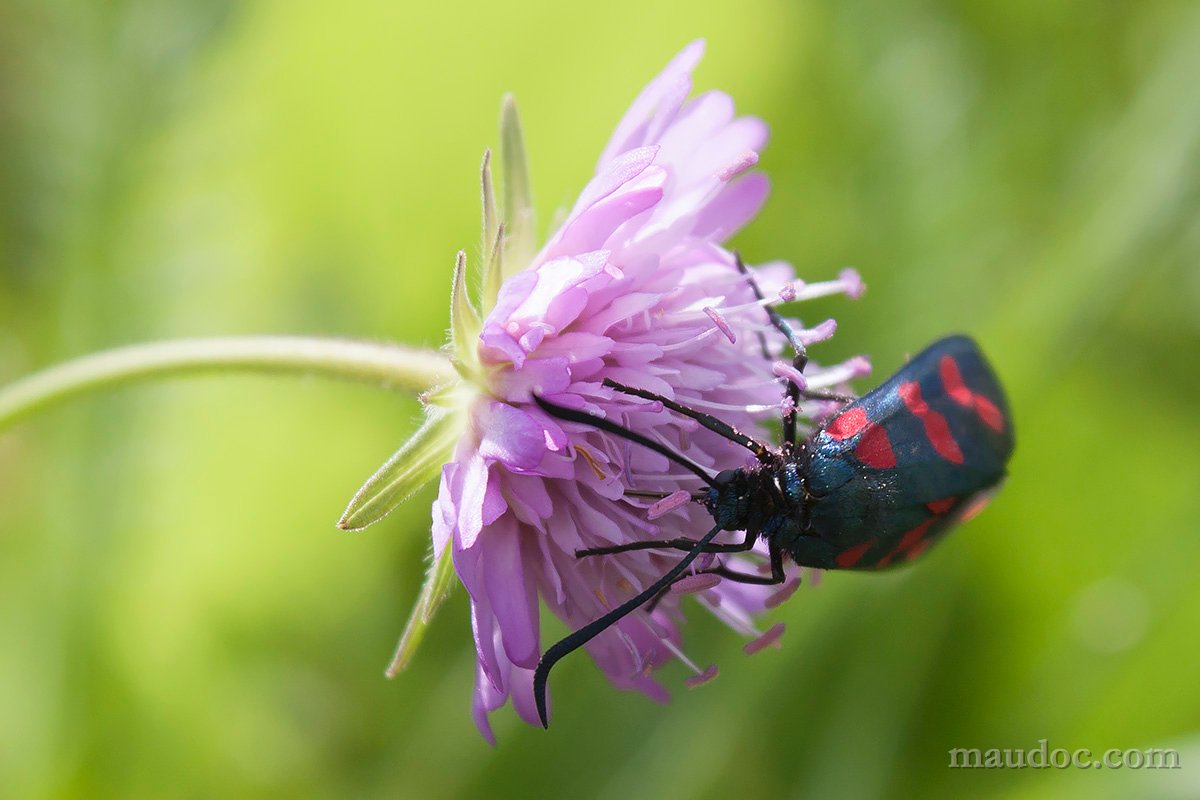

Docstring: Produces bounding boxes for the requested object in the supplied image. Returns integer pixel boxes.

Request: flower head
[343,40,866,741]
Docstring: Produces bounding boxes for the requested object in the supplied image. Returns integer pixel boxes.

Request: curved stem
[0,336,455,432]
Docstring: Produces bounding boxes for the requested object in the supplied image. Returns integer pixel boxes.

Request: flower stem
[0,336,455,432]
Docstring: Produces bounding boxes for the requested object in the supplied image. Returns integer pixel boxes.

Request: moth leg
[646,540,786,611]
[735,253,808,445]
[603,377,772,461]
[576,528,758,558]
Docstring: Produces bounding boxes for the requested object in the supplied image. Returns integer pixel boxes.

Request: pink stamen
[702,306,737,344]
[717,150,759,181]
[802,399,843,421]
[658,326,722,353]
[789,270,864,302]
[765,578,801,609]
[656,631,711,685]
[694,297,776,320]
[743,622,786,655]
[682,396,778,414]
[839,267,865,299]
[847,355,872,378]
[671,573,723,595]
[798,318,837,345]
[685,664,720,688]
[772,361,808,390]
[806,356,872,389]
[647,489,691,520]
[778,282,797,302]
[779,396,797,418]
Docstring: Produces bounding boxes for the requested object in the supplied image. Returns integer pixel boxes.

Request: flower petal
[474,400,548,472]
[599,39,706,164]
[691,173,770,241]
[483,516,540,669]
[543,168,666,261]
[456,453,491,550]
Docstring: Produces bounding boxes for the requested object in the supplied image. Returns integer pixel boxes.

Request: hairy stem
[0,336,455,432]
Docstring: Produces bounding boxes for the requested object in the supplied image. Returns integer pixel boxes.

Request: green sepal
[449,250,482,375]
[385,541,457,677]
[499,94,536,279]
[479,150,501,311]
[337,405,463,531]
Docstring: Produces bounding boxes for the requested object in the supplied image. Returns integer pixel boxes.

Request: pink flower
[344,40,866,742]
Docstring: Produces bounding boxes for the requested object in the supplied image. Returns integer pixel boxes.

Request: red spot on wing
[897,518,935,551]
[939,355,1005,433]
[926,497,957,515]
[956,489,998,523]
[826,406,870,440]
[939,355,974,406]
[898,381,964,464]
[877,518,937,568]
[903,538,932,561]
[854,425,897,468]
[825,405,895,469]
[974,397,1005,432]
[835,537,877,568]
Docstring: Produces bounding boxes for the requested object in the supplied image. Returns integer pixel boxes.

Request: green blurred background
[2,1,1198,798]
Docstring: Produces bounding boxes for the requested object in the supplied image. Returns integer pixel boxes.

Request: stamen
[701,594,760,638]
[779,395,797,418]
[839,267,865,299]
[638,613,671,640]
[670,573,723,594]
[791,268,866,301]
[573,444,608,481]
[722,377,790,392]
[798,319,837,346]
[778,282,797,302]
[743,622,786,655]
[647,490,691,520]
[805,356,871,388]
[702,306,737,344]
[658,326,723,353]
[685,664,720,688]
[678,296,773,322]
[800,399,844,421]
[717,150,759,181]
[657,634,714,686]
[764,577,801,609]
[772,361,808,391]
[676,396,778,414]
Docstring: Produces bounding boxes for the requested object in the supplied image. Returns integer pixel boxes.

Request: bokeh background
[2,1,1198,798]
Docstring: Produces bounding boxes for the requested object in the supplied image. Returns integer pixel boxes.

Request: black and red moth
[793,334,1013,569]
[531,333,1013,726]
